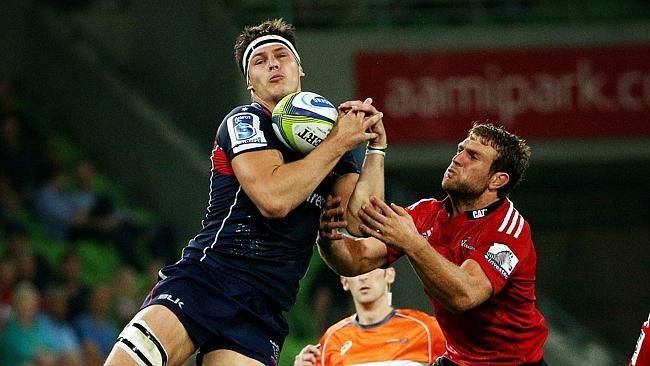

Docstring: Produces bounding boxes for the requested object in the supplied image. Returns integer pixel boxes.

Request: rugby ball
[272,91,337,155]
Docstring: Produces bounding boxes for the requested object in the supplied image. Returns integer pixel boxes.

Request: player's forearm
[317,236,385,276]
[261,140,348,217]
[406,242,484,313]
[345,152,385,236]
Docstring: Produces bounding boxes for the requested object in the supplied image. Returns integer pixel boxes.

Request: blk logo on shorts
[157,293,184,309]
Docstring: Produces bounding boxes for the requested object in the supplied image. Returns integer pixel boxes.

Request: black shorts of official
[434,356,548,366]
[141,258,288,366]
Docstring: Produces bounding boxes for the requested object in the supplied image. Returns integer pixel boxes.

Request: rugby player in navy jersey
[104,18,386,366]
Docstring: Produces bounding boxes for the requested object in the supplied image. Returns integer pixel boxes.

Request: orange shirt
[317,309,446,366]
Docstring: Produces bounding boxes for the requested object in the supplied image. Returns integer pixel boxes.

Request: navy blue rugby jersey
[183,103,359,310]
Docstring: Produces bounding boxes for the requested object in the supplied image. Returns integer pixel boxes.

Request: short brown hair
[469,122,531,197]
[234,18,298,76]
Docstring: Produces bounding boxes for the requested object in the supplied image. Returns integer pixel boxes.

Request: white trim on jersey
[321,316,355,366]
[394,313,434,365]
[497,199,525,239]
[347,361,429,366]
[200,185,242,262]
[406,198,437,211]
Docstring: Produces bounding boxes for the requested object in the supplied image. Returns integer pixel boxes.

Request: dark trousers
[434,356,548,366]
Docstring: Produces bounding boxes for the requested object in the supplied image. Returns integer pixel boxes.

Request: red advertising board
[356,46,650,143]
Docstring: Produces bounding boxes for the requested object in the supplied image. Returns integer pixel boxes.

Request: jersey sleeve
[317,326,345,366]
[332,150,360,176]
[383,199,437,267]
[421,313,447,358]
[469,219,533,295]
[216,106,282,159]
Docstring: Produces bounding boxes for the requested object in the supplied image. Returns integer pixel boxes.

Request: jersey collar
[352,309,396,329]
[444,197,506,220]
[251,102,272,117]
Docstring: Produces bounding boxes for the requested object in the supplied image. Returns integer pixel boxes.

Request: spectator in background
[73,284,119,365]
[0,112,45,202]
[4,222,49,287]
[0,281,56,366]
[37,283,82,366]
[294,268,446,366]
[0,257,17,324]
[33,163,84,240]
[55,250,90,322]
[112,266,143,326]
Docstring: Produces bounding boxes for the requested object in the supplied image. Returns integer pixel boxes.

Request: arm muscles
[407,243,492,313]
[345,153,384,236]
[318,236,387,276]
[232,141,346,218]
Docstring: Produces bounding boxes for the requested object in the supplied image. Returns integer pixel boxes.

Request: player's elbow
[445,293,483,314]
[257,199,292,219]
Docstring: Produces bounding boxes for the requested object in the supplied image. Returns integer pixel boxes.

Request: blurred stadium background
[1,0,649,365]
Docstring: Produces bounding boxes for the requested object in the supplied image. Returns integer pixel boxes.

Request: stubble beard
[442,176,486,203]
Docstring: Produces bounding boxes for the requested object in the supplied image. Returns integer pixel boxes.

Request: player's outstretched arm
[357,196,493,313]
[339,98,387,237]
[317,196,387,276]
[232,108,381,219]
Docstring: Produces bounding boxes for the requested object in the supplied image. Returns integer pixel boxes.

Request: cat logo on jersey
[485,243,518,279]
[340,340,352,356]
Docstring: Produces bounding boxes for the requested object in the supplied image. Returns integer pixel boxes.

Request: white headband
[242,34,301,82]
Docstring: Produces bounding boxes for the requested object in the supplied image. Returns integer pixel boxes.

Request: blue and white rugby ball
[271,91,337,155]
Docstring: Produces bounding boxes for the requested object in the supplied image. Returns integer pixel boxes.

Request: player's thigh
[201,349,266,366]
[104,304,197,366]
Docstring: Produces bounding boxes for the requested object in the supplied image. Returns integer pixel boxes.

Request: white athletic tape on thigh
[117,320,168,366]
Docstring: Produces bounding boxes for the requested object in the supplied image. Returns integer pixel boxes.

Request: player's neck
[355,300,393,326]
[251,94,276,114]
[449,191,500,217]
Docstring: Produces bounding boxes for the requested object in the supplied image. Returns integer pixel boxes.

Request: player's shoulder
[222,103,269,123]
[324,315,355,335]
[321,315,356,345]
[406,198,443,213]
[488,198,530,240]
[395,309,437,322]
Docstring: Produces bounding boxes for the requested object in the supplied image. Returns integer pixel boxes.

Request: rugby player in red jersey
[630,313,650,366]
[319,123,548,365]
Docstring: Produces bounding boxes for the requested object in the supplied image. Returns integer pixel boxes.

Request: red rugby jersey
[630,313,650,366]
[386,197,547,365]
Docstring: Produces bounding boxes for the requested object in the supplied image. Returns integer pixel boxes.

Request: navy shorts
[142,258,288,366]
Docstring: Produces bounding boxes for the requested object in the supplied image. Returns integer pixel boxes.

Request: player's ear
[385,268,396,285]
[340,277,349,291]
[489,172,509,191]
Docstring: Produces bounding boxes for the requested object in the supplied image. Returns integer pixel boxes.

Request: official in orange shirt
[294,268,446,366]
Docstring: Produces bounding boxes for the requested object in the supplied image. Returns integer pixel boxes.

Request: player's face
[343,269,390,306]
[442,135,498,198]
[247,44,303,105]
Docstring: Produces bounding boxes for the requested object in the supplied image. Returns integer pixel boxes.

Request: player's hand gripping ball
[272,91,337,155]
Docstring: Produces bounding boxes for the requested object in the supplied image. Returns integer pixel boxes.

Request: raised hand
[326,98,383,152]
[293,344,321,366]
[319,195,347,241]
[357,196,420,252]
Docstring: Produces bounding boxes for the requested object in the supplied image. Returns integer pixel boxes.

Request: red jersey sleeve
[469,205,534,295]
[384,198,440,267]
